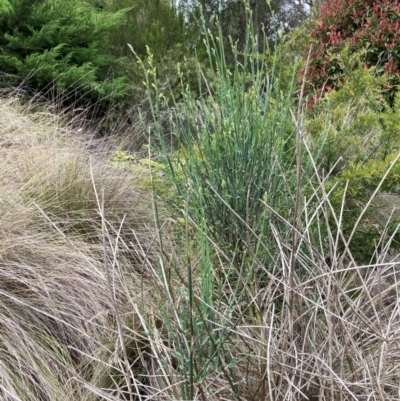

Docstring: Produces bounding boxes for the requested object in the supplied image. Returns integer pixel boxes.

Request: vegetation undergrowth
[0,2,399,400]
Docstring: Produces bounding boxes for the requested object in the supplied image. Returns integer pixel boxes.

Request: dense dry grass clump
[0,96,158,400]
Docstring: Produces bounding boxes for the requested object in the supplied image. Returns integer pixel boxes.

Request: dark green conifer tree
[0,0,128,107]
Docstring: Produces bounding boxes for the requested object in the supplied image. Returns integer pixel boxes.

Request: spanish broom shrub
[136,16,322,399]
[143,21,302,272]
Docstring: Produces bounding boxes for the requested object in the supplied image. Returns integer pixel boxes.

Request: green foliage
[328,154,400,263]
[340,153,400,196]
[307,53,400,262]
[307,50,398,172]
[0,0,128,106]
[303,0,400,106]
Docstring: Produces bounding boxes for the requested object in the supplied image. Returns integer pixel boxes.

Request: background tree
[196,0,308,59]
[0,0,128,109]
[91,0,189,60]
[85,0,204,100]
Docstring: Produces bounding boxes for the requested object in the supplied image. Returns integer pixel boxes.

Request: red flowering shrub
[304,0,400,106]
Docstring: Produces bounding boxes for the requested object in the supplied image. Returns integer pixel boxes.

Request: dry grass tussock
[143,224,400,400]
[0,96,161,400]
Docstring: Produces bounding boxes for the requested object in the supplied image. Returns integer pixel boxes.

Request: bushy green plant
[144,27,300,268]
[0,0,128,107]
[303,0,400,106]
[307,50,399,172]
[307,52,400,262]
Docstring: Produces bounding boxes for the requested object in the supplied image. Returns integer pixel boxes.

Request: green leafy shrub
[307,53,400,262]
[327,153,400,263]
[307,50,399,173]
[303,0,400,106]
[0,0,128,108]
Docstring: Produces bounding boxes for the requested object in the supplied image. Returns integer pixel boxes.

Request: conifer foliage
[305,0,400,105]
[0,0,128,105]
